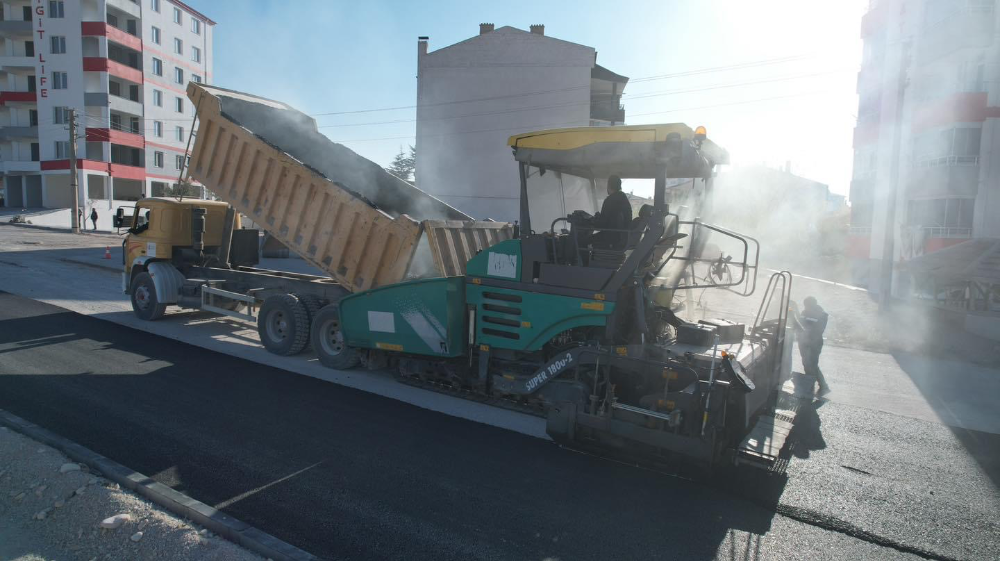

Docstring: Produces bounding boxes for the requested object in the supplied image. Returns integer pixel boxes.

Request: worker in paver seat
[589,175,632,248]
[794,296,830,396]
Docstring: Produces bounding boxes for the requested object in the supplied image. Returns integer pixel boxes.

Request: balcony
[84,92,109,106]
[0,90,37,106]
[106,0,142,18]
[0,126,38,140]
[0,160,41,173]
[590,102,625,124]
[918,4,995,64]
[86,127,145,149]
[906,158,979,198]
[108,94,142,116]
[0,20,32,36]
[81,21,141,51]
[0,54,34,71]
[82,57,142,84]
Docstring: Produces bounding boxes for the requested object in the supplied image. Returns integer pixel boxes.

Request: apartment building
[0,0,213,222]
[848,0,1000,293]
[415,24,628,224]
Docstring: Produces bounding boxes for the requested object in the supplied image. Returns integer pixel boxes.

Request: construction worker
[589,175,632,248]
[794,296,830,395]
[90,207,98,231]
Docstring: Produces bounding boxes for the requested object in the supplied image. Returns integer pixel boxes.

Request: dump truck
[120,83,795,468]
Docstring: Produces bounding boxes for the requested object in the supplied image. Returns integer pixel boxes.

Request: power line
[312,52,822,117]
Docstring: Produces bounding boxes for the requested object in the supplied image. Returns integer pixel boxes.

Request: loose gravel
[0,425,264,561]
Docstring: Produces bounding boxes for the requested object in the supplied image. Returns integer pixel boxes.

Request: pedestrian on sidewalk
[90,208,98,231]
[793,296,830,395]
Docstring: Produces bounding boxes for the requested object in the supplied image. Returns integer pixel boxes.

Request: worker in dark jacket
[793,296,830,395]
[589,175,632,248]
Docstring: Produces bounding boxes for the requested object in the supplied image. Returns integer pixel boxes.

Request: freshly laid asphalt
[0,291,996,560]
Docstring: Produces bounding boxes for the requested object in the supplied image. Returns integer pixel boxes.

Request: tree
[385,145,416,185]
[165,180,202,200]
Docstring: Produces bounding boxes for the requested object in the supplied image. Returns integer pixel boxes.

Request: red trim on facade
[41,159,145,180]
[85,128,146,149]
[924,238,966,254]
[82,57,144,85]
[912,92,1000,132]
[847,235,871,259]
[853,123,879,147]
[143,44,211,78]
[0,91,37,105]
[145,140,189,153]
[80,22,142,51]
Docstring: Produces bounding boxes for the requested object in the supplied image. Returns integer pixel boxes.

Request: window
[173,7,182,24]
[50,35,66,54]
[191,46,201,63]
[191,18,201,34]
[907,199,974,229]
[173,38,182,54]
[150,26,160,44]
[154,151,164,168]
[191,74,202,84]
[48,1,64,18]
[175,154,184,169]
[106,14,118,27]
[153,89,162,107]
[152,57,162,76]
[55,141,69,159]
[153,121,163,137]
[25,41,34,57]
[30,143,40,162]
[175,126,184,142]
[175,97,183,113]
[52,71,67,89]
[53,106,70,124]
[29,109,38,126]
[174,67,183,84]
[151,0,160,13]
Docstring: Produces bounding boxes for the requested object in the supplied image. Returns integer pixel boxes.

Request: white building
[415,24,627,223]
[0,0,213,228]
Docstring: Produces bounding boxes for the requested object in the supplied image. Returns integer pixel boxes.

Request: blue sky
[187,0,867,196]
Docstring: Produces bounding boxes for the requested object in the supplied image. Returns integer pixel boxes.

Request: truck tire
[311,304,360,369]
[131,272,167,321]
[294,294,325,350]
[258,294,310,355]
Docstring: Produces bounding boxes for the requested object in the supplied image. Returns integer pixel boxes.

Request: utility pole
[878,40,910,313]
[69,108,80,234]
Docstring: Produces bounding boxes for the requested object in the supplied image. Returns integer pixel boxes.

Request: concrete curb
[0,408,317,561]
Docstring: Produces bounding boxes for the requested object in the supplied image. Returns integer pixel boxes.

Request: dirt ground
[0,425,263,561]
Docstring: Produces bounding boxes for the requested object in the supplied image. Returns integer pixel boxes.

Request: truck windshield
[132,208,151,233]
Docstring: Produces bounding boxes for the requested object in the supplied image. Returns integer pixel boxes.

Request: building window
[151,0,160,13]
[175,97,183,113]
[907,199,974,230]
[173,38,182,55]
[154,151,164,168]
[175,126,184,142]
[913,126,982,166]
[191,18,201,35]
[191,74,202,84]
[48,1,64,18]
[958,56,986,93]
[54,141,69,159]
[152,58,162,76]
[150,26,160,44]
[175,154,185,169]
[153,89,162,107]
[50,36,66,54]
[174,67,183,84]
[191,46,201,63]
[173,7,182,24]
[153,121,163,137]
[52,71,67,89]
[53,106,70,124]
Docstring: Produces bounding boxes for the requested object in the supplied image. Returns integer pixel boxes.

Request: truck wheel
[131,272,167,321]
[311,305,360,369]
[294,294,325,349]
[258,294,309,355]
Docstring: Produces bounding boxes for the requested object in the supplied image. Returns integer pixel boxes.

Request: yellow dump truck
[118,83,510,356]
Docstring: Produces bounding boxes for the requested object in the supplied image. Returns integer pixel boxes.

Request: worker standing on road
[90,207,98,231]
[794,296,830,395]
[589,175,632,248]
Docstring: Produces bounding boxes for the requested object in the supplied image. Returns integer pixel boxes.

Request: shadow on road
[0,292,794,560]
